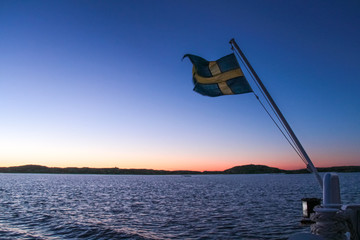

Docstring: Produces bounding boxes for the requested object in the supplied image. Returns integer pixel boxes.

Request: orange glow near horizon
[0,134,358,171]
[1,151,358,172]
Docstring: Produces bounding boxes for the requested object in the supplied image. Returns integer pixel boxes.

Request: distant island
[0,164,359,175]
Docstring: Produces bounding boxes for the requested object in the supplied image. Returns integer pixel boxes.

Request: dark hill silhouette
[0,165,200,175]
[224,164,285,174]
[0,164,359,175]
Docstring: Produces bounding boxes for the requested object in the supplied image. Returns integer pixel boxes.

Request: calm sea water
[0,173,359,240]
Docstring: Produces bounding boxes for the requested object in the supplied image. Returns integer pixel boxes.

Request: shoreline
[1,164,359,175]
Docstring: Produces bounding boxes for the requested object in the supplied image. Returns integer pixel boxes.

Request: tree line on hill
[0,164,359,175]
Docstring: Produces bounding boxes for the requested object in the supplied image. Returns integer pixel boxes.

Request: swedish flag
[183,53,252,97]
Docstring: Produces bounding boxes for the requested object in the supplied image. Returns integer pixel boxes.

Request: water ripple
[0,173,358,239]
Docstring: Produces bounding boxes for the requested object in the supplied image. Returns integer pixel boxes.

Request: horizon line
[1,163,360,172]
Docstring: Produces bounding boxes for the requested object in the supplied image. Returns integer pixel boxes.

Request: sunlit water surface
[0,173,359,239]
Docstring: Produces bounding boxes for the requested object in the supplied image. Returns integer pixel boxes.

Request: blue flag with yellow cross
[183,53,252,97]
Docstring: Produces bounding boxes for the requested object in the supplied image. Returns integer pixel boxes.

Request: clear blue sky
[1,0,359,170]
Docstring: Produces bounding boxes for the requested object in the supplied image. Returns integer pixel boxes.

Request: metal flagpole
[230,38,323,188]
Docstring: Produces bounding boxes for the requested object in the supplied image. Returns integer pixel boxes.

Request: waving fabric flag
[183,53,252,97]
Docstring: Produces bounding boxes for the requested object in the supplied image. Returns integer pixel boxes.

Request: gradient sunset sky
[1,0,359,171]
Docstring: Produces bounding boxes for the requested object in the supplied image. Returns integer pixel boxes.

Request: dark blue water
[0,173,359,239]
